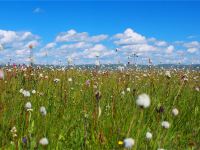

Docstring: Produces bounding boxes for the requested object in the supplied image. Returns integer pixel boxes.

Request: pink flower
[0,69,4,80]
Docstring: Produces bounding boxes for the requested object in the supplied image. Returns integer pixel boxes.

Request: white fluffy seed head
[127,88,131,92]
[40,106,47,116]
[25,102,32,110]
[123,138,135,148]
[165,71,171,78]
[22,90,30,97]
[68,78,72,82]
[136,93,150,108]
[32,90,36,94]
[39,137,48,146]
[172,108,179,116]
[161,121,170,129]
[146,132,152,140]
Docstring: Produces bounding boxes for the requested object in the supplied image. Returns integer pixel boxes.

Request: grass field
[0,66,199,149]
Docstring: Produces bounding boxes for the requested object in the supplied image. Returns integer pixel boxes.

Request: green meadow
[0,67,199,149]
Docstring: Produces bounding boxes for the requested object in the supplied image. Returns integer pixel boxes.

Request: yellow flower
[118,140,123,145]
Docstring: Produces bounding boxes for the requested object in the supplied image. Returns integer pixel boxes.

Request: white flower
[19,89,24,93]
[165,71,171,78]
[10,126,17,133]
[158,148,165,150]
[32,90,36,94]
[40,106,47,116]
[25,102,32,111]
[39,73,43,78]
[68,78,72,82]
[127,88,131,92]
[161,121,170,129]
[121,91,125,95]
[146,132,152,140]
[124,138,135,148]
[39,137,49,146]
[172,108,179,116]
[195,87,199,92]
[22,90,30,97]
[136,93,150,108]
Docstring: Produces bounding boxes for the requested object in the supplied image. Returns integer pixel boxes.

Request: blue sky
[0,1,200,65]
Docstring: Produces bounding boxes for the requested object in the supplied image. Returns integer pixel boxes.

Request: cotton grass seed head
[25,102,32,111]
[172,108,179,116]
[39,137,48,146]
[146,132,152,140]
[22,90,30,97]
[136,93,150,108]
[25,102,32,109]
[40,106,47,116]
[161,121,170,129]
[32,90,36,94]
[123,138,135,148]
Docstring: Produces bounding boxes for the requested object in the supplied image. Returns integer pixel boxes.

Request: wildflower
[19,89,24,93]
[68,78,72,82]
[10,126,17,139]
[10,126,17,133]
[22,137,27,144]
[118,66,124,72]
[85,80,90,86]
[118,138,135,148]
[0,69,4,80]
[25,102,32,111]
[32,90,36,94]
[67,57,73,65]
[181,74,188,81]
[39,137,49,146]
[158,149,165,150]
[165,71,171,78]
[156,106,165,113]
[195,87,199,92]
[39,73,43,78]
[121,91,125,95]
[40,106,47,116]
[95,91,102,101]
[22,90,30,97]
[161,121,170,129]
[172,108,179,116]
[136,93,150,108]
[54,78,60,83]
[127,88,131,92]
[146,132,152,140]
[95,60,100,66]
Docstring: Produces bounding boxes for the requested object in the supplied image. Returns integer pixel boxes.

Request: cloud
[166,45,174,54]
[183,41,200,53]
[0,28,199,65]
[82,44,114,58]
[113,28,160,57]
[44,42,56,49]
[33,8,43,13]
[0,29,40,64]
[55,29,108,43]
[114,28,146,45]
[155,40,168,47]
